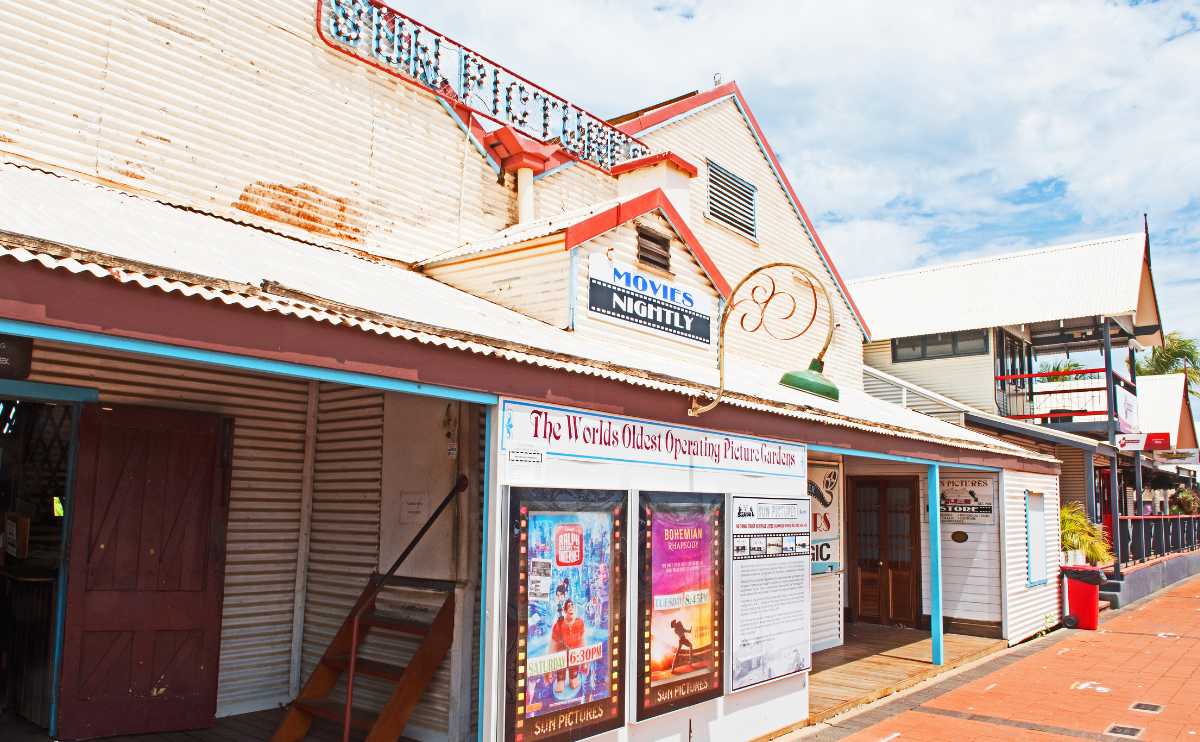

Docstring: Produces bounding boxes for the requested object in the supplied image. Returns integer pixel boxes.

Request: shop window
[890,329,990,362]
[1025,490,1048,586]
[706,160,757,239]
[636,227,672,273]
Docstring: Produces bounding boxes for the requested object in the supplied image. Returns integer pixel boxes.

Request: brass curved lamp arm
[689,262,836,417]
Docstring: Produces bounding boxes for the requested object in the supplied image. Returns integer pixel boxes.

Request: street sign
[1115,432,1172,451]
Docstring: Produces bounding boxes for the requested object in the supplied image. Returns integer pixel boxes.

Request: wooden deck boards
[805,623,1006,727]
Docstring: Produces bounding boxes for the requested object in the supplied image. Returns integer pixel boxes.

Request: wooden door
[849,477,920,625]
[58,405,231,740]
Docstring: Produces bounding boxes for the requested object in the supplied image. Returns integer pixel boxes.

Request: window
[1025,491,1048,586]
[707,160,757,239]
[636,226,671,273]
[890,329,990,362]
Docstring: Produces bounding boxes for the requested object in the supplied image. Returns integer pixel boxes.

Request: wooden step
[377,574,457,593]
[326,654,409,682]
[361,609,431,637]
[293,699,377,731]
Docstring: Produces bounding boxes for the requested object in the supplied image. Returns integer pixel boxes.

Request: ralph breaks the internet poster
[506,488,627,742]
[637,491,724,720]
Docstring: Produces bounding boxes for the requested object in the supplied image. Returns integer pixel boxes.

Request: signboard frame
[725,492,812,694]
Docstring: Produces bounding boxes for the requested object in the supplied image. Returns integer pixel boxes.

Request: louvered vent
[707,160,757,239]
[637,227,672,272]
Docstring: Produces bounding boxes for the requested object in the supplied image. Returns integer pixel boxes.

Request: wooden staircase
[272,476,468,742]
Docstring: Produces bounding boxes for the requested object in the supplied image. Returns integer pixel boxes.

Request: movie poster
[637,492,724,720]
[506,488,626,742]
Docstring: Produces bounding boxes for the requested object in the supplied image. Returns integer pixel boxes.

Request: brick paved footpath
[798,574,1200,741]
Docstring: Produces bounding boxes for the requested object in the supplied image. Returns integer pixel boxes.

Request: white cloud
[416,1,1200,334]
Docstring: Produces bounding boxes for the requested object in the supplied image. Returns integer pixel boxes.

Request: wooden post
[289,381,319,697]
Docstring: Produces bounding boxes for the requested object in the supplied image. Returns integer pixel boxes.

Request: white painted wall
[1001,470,1062,645]
[863,336,999,414]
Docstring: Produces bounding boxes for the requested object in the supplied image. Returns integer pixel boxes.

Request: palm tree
[1135,331,1200,396]
[1038,358,1097,379]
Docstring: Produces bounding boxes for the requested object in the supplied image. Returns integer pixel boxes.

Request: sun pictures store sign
[317,0,649,171]
[587,255,714,346]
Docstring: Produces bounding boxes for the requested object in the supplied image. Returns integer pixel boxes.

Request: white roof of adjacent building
[847,233,1154,340]
[0,162,1053,462]
[1137,374,1198,449]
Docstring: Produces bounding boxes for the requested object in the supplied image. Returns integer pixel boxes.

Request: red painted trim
[995,368,1107,381]
[619,82,872,339]
[483,126,559,174]
[608,152,698,178]
[562,189,733,299]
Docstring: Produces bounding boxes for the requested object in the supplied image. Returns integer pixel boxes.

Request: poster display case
[636,492,724,720]
[505,488,627,742]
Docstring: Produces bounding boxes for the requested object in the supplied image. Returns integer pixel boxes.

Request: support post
[1109,455,1122,577]
[1134,452,1145,559]
[288,381,319,697]
[1084,453,1096,523]
[927,464,944,666]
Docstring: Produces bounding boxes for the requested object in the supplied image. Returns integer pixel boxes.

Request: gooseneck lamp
[689,262,839,417]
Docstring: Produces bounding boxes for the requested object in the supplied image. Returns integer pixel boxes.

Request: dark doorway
[57,404,231,740]
[848,477,920,626]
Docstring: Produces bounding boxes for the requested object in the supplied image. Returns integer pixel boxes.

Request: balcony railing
[1115,514,1200,566]
[995,367,1136,430]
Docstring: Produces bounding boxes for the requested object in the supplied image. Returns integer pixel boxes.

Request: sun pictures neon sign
[318,0,651,171]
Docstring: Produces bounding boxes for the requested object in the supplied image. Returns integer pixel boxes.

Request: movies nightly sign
[588,255,713,345]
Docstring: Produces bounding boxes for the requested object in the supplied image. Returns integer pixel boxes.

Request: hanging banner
[500,399,807,484]
[728,494,811,692]
[807,463,841,573]
[636,492,724,720]
[506,488,627,742]
[937,476,996,525]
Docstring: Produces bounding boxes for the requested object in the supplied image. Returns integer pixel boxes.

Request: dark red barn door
[58,405,231,740]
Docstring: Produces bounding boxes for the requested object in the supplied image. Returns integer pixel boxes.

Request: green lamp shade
[779,358,840,401]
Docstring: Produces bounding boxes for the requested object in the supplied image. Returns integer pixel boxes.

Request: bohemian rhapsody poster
[637,492,724,720]
[506,488,625,742]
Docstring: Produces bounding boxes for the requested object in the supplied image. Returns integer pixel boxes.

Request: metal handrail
[342,474,469,741]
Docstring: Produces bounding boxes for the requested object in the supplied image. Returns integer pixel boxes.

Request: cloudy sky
[421,0,1199,343]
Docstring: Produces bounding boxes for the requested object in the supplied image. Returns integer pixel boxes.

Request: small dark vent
[636,227,671,273]
[1107,724,1143,738]
[1130,702,1162,713]
[707,160,756,239]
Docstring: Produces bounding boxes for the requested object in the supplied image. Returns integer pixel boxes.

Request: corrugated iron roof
[0,163,1053,462]
[848,234,1148,340]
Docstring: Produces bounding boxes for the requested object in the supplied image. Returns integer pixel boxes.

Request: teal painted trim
[0,380,98,403]
[927,464,944,666]
[807,444,1003,472]
[48,403,82,736]
[437,98,501,176]
[475,410,493,742]
[533,161,576,181]
[0,319,498,406]
[1026,578,1049,588]
[567,248,579,329]
[811,562,842,573]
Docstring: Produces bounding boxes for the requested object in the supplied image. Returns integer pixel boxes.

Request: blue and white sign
[587,255,714,345]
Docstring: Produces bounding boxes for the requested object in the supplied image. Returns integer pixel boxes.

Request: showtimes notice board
[728,493,812,692]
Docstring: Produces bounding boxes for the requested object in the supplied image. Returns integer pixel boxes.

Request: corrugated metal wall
[863,339,998,413]
[1055,446,1087,511]
[1002,470,1061,645]
[301,384,453,735]
[0,0,516,265]
[810,573,843,652]
[27,341,308,715]
[425,240,571,329]
[638,99,864,391]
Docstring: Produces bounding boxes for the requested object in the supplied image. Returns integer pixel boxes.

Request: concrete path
[796,574,1200,741]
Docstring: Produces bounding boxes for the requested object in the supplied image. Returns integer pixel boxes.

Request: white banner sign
[938,476,996,525]
[807,462,841,573]
[728,493,811,692]
[1115,381,1139,434]
[500,399,807,481]
[587,255,714,345]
